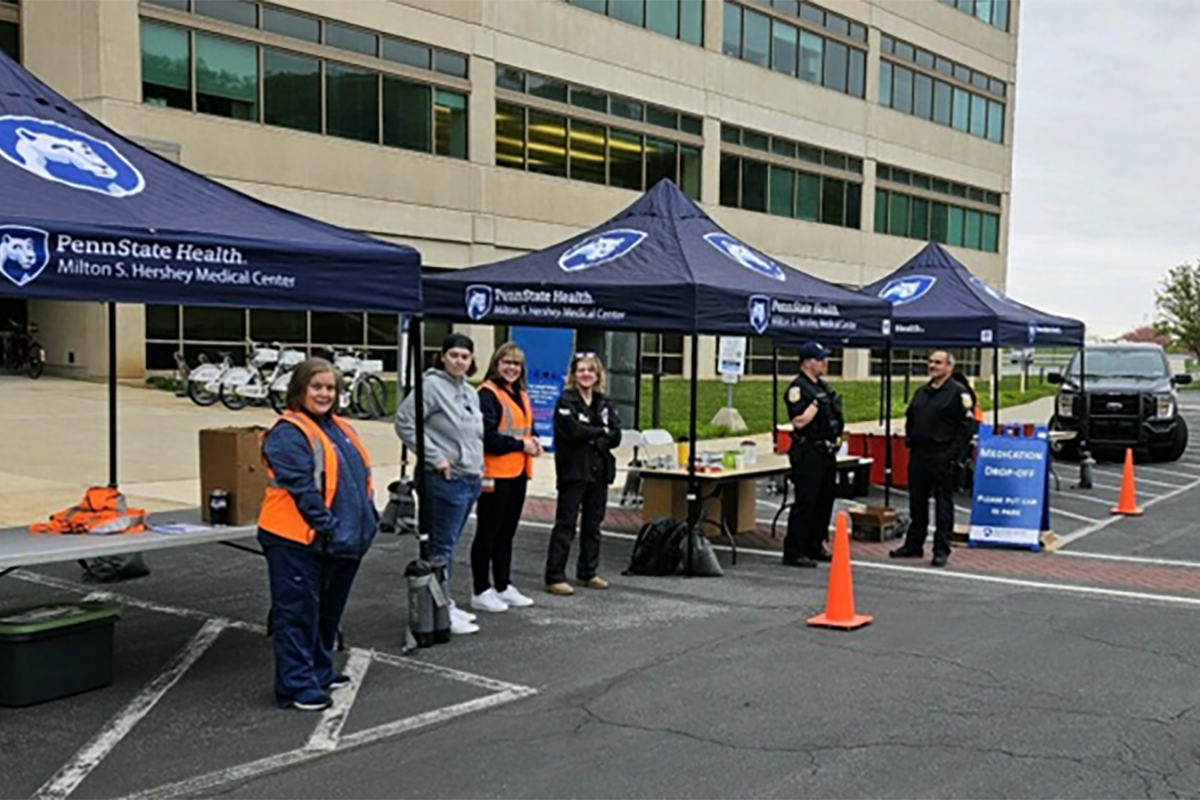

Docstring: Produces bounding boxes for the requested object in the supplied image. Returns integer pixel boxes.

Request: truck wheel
[1151,417,1189,462]
[1050,415,1080,461]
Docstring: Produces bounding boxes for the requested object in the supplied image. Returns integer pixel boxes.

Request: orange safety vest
[30,486,147,535]
[481,380,534,480]
[258,411,373,546]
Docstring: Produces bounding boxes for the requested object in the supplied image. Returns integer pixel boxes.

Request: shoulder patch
[961,393,974,409]
[787,386,802,403]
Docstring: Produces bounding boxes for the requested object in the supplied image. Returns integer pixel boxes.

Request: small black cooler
[0,601,121,707]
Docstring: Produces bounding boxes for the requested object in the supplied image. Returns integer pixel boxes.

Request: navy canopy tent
[0,49,420,313]
[424,179,891,342]
[863,242,1084,349]
[0,48,422,487]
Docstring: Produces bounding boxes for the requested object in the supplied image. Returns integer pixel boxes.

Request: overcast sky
[1007,0,1197,339]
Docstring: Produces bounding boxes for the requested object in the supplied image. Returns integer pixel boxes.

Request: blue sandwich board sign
[969,428,1050,551]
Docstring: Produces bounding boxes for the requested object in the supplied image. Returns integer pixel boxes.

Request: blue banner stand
[968,425,1051,553]
[511,326,574,452]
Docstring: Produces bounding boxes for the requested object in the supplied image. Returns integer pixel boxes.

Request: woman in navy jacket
[259,358,377,712]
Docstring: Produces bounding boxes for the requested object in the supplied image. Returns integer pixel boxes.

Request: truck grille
[1087,392,1145,443]
[1089,393,1141,417]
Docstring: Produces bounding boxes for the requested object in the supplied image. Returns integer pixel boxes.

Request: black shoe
[811,551,833,563]
[323,674,352,691]
[889,546,923,559]
[781,556,818,568]
[931,555,949,568]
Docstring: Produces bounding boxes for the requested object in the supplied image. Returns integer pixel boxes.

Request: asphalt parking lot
[5,395,1200,798]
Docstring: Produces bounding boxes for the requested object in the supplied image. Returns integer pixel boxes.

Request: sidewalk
[0,375,1054,528]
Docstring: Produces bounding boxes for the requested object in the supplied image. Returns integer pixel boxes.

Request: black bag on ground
[676,527,723,577]
[78,553,150,583]
[623,517,687,576]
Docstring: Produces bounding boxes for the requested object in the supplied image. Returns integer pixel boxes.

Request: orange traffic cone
[1111,448,1144,516]
[807,510,873,630]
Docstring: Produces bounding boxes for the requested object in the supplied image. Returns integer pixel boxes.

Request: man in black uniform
[891,350,978,567]
[782,342,845,568]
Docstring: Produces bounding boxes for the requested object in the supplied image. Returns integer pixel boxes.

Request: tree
[1154,262,1200,356]
[1119,325,1172,347]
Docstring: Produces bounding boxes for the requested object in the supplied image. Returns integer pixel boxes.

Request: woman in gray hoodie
[396,333,485,635]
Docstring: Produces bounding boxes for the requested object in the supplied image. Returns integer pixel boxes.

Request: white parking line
[1055,473,1200,548]
[1137,463,1200,478]
[35,619,227,800]
[306,648,372,753]
[1055,551,1200,569]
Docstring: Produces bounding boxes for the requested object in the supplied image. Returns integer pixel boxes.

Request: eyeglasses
[500,359,524,367]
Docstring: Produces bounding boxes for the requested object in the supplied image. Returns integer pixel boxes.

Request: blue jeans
[426,473,482,584]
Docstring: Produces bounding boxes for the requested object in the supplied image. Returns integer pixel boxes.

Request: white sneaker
[448,601,476,623]
[450,615,479,635]
[496,585,534,608]
[471,588,509,613]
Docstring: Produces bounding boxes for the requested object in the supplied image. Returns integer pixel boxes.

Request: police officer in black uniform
[890,350,979,567]
[782,342,845,568]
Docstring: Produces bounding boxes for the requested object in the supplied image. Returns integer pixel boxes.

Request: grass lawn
[636,375,1058,439]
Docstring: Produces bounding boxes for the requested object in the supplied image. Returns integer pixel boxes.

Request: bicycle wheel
[25,348,44,379]
[269,385,288,414]
[219,367,254,411]
[186,370,221,406]
[352,374,388,420]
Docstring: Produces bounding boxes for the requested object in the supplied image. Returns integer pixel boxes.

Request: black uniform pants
[905,449,956,558]
[472,474,528,595]
[785,445,836,561]
[545,480,607,584]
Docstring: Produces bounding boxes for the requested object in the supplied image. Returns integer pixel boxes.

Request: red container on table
[850,432,910,488]
[774,425,792,455]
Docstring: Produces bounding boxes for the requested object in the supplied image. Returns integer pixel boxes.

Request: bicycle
[220,342,305,411]
[184,350,237,407]
[330,350,388,420]
[4,319,45,379]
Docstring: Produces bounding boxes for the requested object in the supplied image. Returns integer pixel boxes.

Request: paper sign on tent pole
[711,337,748,433]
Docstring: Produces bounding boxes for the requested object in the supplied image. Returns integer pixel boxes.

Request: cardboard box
[848,505,900,542]
[199,426,269,525]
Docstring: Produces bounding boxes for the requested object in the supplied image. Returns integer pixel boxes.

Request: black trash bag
[676,527,723,577]
[79,553,150,583]
[623,518,687,576]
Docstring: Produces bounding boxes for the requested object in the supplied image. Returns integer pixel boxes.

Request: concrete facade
[4,0,1019,380]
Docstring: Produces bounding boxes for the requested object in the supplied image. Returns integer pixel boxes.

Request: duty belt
[795,438,839,454]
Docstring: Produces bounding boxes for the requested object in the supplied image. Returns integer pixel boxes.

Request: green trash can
[0,601,121,707]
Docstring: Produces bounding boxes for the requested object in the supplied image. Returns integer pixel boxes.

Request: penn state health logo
[0,116,145,198]
[879,275,936,306]
[748,295,770,335]
[465,285,494,321]
[704,233,786,281]
[0,225,51,288]
[558,229,646,272]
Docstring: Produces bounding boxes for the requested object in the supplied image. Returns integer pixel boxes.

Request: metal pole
[651,369,662,428]
[685,333,699,577]
[883,343,893,508]
[412,315,428,560]
[634,332,643,430]
[398,313,410,479]
[772,345,779,444]
[108,302,117,488]
[992,345,1001,431]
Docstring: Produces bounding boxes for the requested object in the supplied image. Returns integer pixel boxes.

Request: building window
[562,0,703,46]
[720,124,862,230]
[138,11,468,159]
[141,21,191,109]
[871,348,981,377]
[722,1,866,99]
[641,333,684,376]
[878,35,1006,143]
[495,65,702,199]
[937,0,1010,32]
[874,164,1002,253]
[736,340,844,377]
[0,19,18,62]
[146,305,404,374]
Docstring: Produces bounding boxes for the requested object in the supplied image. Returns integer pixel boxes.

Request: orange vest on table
[258,411,373,546]
[481,381,534,480]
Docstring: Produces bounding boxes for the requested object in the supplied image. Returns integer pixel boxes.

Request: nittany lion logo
[465,285,494,321]
[748,295,770,335]
[0,226,51,288]
[704,233,786,281]
[558,229,646,272]
[879,276,936,306]
[0,116,144,198]
[968,275,1018,307]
